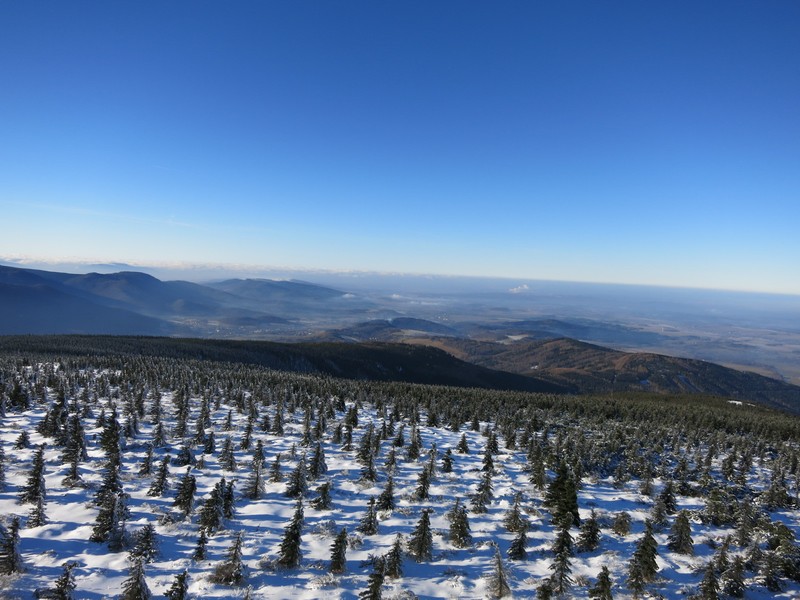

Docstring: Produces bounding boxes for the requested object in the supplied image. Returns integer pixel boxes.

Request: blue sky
[1,1,798,294]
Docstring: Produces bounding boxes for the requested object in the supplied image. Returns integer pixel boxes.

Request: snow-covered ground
[0,359,798,599]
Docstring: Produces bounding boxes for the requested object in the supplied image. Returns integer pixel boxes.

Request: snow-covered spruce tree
[242,457,266,500]
[120,559,151,600]
[211,532,246,585]
[760,550,783,592]
[173,467,196,517]
[470,470,493,514]
[27,494,47,528]
[47,560,78,600]
[577,508,601,552]
[358,556,385,600]
[376,476,395,511]
[284,455,308,498]
[588,565,614,599]
[456,432,469,454]
[441,448,453,473]
[612,511,631,536]
[308,442,327,480]
[219,436,237,471]
[503,492,527,533]
[448,499,472,548]
[384,534,404,579]
[164,569,189,600]
[697,561,720,600]
[721,555,746,597]
[414,462,432,500]
[627,520,659,596]
[359,451,378,483]
[0,446,6,489]
[90,491,126,550]
[667,509,693,554]
[311,481,333,510]
[137,443,154,477]
[192,528,209,561]
[0,516,23,575]
[146,455,170,497]
[130,523,159,563]
[407,509,433,562]
[197,478,228,534]
[329,527,348,574]
[268,453,283,483]
[549,522,574,594]
[18,443,47,504]
[658,480,677,514]
[544,460,580,527]
[358,497,379,536]
[277,501,304,568]
[507,522,528,561]
[487,546,512,599]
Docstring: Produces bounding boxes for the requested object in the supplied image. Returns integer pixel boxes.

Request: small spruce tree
[329,527,348,573]
[277,501,304,568]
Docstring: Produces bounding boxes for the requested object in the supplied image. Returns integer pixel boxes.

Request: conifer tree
[358,498,379,536]
[667,509,693,554]
[760,550,783,592]
[243,457,266,500]
[721,555,746,597]
[441,448,453,473]
[376,476,395,511]
[211,532,246,585]
[308,442,327,480]
[627,520,659,596]
[698,561,720,600]
[329,527,348,573]
[120,559,151,600]
[588,565,614,600]
[503,492,527,533]
[19,443,47,504]
[414,463,432,500]
[193,528,209,561]
[456,433,469,454]
[384,534,404,579]
[277,501,304,568]
[448,499,472,548]
[164,570,189,600]
[0,446,6,489]
[359,556,385,600]
[268,453,283,483]
[173,467,196,517]
[0,516,23,574]
[198,479,226,534]
[544,460,580,527]
[658,480,677,514]
[49,560,78,600]
[285,455,308,498]
[507,523,528,561]
[146,456,170,497]
[549,523,574,594]
[471,470,493,513]
[219,437,237,471]
[311,481,333,511]
[407,509,433,562]
[577,509,601,552]
[612,511,631,536]
[27,494,48,528]
[487,546,512,599]
[360,451,378,483]
[130,524,159,563]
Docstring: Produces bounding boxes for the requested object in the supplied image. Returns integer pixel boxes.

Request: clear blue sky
[1,1,798,293]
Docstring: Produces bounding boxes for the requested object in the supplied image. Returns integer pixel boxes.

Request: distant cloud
[509,284,529,294]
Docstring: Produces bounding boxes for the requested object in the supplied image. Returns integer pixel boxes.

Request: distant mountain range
[0,265,356,336]
[2,265,800,413]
